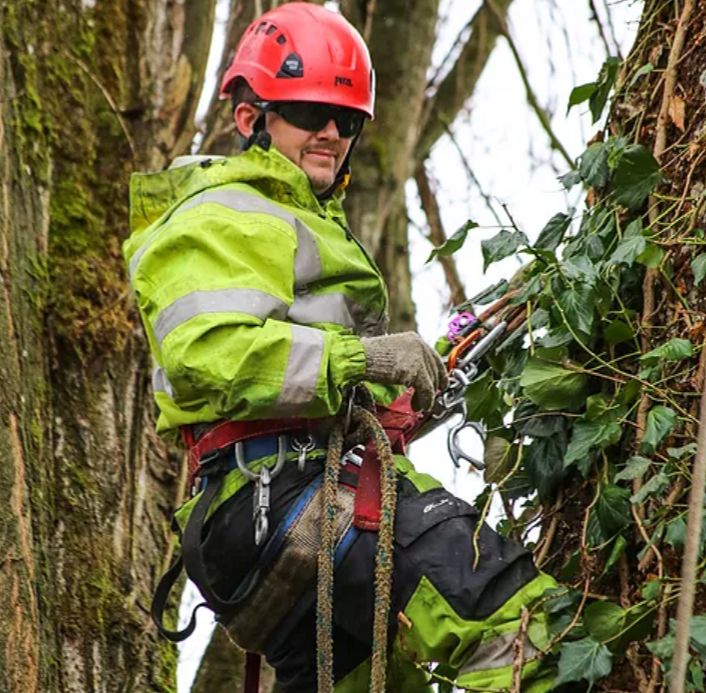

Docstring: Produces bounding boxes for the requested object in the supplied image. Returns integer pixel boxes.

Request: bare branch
[414,163,467,307]
[588,0,613,59]
[416,0,515,161]
[487,0,574,170]
[444,124,504,226]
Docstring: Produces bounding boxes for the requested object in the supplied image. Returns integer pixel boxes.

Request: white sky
[179,1,643,689]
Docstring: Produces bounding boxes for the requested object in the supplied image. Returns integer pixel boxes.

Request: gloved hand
[361,332,448,411]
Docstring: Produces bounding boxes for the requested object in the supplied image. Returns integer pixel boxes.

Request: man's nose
[317,119,340,139]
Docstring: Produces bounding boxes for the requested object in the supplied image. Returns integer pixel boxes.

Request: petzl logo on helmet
[335,76,353,87]
[277,53,304,79]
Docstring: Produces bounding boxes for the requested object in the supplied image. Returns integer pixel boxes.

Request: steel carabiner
[446,401,486,471]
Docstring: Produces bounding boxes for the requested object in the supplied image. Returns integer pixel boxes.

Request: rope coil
[316,399,398,693]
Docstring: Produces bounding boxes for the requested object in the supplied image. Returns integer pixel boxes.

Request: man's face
[266,112,352,195]
[234,103,353,195]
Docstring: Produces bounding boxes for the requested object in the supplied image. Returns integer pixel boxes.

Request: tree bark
[0,0,209,689]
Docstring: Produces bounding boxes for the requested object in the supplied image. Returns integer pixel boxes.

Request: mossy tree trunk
[0,0,214,690]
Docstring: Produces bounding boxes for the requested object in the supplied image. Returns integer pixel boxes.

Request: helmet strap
[243,111,272,152]
[318,130,362,201]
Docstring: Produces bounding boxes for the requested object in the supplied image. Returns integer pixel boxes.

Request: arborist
[124,3,557,691]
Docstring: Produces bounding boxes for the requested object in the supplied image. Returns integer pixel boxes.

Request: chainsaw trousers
[260,455,556,692]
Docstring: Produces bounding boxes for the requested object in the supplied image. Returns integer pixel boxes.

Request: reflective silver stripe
[293,219,322,289]
[275,325,324,414]
[154,289,288,346]
[289,293,356,329]
[129,189,323,286]
[459,632,537,674]
[152,366,174,398]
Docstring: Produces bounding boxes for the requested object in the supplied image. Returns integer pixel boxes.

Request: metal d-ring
[291,434,315,472]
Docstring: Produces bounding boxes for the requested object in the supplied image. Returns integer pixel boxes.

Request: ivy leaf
[559,169,582,191]
[557,281,596,335]
[564,417,622,471]
[641,405,678,454]
[665,516,686,550]
[608,220,645,266]
[510,274,542,306]
[426,219,478,263]
[667,443,697,460]
[691,254,706,286]
[555,637,613,685]
[612,145,662,209]
[484,437,517,484]
[630,471,670,504]
[467,279,509,306]
[584,601,626,642]
[567,82,597,114]
[603,535,627,576]
[536,213,572,252]
[589,57,621,124]
[629,62,654,88]
[464,371,502,424]
[689,615,706,657]
[520,357,587,411]
[481,229,528,271]
[640,338,693,365]
[636,242,665,268]
[596,484,632,536]
[580,142,610,188]
[605,319,635,345]
[647,633,675,667]
[615,456,652,482]
[562,255,599,286]
[524,435,567,501]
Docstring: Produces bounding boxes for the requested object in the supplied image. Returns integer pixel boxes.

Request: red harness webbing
[179,390,424,530]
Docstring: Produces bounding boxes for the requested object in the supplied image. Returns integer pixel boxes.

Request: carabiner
[446,401,486,470]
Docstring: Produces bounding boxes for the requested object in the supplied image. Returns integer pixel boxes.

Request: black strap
[150,468,227,642]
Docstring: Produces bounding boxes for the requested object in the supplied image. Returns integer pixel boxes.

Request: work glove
[361,332,448,412]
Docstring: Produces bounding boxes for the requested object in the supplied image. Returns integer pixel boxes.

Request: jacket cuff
[329,334,366,387]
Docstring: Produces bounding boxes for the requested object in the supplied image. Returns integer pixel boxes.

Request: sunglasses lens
[274,103,365,138]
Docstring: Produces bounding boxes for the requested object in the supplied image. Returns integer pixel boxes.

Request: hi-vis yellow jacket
[124,146,398,434]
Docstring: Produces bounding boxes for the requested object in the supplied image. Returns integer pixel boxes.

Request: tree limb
[413,163,467,307]
[416,0,515,161]
[486,0,574,170]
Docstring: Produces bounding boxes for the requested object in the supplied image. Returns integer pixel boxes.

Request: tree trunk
[0,0,214,689]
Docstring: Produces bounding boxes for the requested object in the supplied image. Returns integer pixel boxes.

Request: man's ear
[234,103,260,138]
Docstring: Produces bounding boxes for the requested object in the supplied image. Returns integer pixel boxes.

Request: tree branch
[487,0,574,170]
[413,163,467,307]
[416,0,515,161]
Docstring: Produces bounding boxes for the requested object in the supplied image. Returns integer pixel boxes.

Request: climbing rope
[316,397,398,693]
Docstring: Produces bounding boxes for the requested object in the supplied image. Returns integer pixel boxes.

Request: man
[124,3,556,691]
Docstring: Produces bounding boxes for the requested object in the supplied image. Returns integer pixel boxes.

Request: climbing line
[315,401,398,693]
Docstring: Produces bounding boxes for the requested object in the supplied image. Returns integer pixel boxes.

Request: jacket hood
[129,145,346,236]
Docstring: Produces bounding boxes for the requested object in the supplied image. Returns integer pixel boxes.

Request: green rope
[316,418,343,693]
[315,397,398,693]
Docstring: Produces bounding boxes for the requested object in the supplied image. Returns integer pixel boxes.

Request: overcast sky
[178,1,644,689]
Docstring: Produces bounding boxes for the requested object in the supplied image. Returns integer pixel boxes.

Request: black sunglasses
[255,101,366,139]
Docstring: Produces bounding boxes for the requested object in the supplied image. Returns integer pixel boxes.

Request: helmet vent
[256,22,267,34]
[276,53,303,79]
[266,24,277,35]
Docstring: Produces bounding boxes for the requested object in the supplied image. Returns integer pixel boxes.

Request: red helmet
[220,3,375,118]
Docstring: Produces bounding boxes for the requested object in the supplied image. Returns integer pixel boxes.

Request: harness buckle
[236,435,288,546]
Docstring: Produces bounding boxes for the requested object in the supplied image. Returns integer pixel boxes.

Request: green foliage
[481,229,529,271]
[426,219,478,263]
[438,44,703,693]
